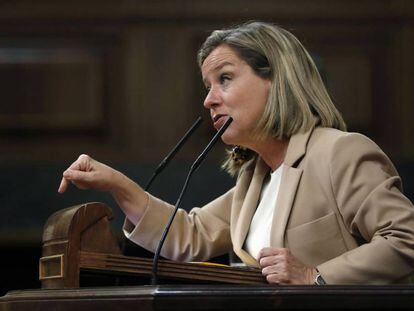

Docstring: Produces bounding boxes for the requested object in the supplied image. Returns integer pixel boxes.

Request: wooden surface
[24,202,414,310]
[79,251,265,284]
[39,202,265,288]
[40,202,122,289]
[2,284,414,310]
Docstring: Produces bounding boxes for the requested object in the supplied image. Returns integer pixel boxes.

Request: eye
[205,85,211,93]
[220,73,231,84]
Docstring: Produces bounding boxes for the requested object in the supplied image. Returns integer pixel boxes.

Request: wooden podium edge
[79,251,267,284]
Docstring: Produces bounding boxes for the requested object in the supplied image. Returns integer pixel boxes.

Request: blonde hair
[198,21,346,175]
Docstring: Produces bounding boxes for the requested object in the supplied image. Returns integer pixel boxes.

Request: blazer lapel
[232,124,316,265]
[232,157,269,266]
[270,165,303,247]
[270,126,315,248]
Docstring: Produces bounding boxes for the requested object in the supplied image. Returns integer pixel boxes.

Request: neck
[248,136,289,171]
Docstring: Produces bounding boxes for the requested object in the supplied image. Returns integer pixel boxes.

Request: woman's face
[201,44,271,147]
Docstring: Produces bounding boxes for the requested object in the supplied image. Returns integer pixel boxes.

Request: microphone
[144,116,203,191]
[118,117,203,284]
[151,117,233,285]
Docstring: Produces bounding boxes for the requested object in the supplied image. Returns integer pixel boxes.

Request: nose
[203,86,221,110]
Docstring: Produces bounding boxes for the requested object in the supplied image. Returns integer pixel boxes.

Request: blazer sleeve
[317,133,414,284]
[123,187,234,262]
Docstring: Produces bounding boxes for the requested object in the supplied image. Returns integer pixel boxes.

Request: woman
[58,21,414,284]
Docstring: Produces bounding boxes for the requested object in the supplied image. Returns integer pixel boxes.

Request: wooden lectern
[1,202,414,310]
[37,202,265,288]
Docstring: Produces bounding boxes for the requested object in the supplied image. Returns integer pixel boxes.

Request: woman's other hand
[258,247,316,284]
[58,154,148,225]
[58,154,119,194]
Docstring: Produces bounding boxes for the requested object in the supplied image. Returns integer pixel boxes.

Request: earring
[231,146,250,165]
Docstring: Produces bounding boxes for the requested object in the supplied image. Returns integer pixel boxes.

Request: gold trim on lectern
[39,254,64,280]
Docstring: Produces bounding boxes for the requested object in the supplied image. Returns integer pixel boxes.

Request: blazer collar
[284,124,316,168]
[233,124,316,266]
[270,125,316,248]
[232,157,269,267]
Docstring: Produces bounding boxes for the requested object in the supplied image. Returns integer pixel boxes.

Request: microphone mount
[151,117,233,285]
[118,117,202,286]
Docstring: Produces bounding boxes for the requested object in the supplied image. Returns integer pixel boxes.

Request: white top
[244,165,284,260]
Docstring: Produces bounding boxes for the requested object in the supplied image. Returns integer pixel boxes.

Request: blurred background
[0,0,413,295]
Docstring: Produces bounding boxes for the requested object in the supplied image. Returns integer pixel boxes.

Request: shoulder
[310,127,399,181]
[308,127,387,159]
[310,127,376,148]
[304,127,398,177]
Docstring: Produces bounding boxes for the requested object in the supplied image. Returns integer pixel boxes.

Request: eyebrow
[202,61,235,85]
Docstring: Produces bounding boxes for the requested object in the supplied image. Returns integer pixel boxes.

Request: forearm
[317,235,414,284]
[124,189,234,261]
[110,170,149,225]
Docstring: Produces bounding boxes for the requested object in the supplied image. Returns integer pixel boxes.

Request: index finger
[57,154,91,193]
[58,176,69,193]
[57,163,77,194]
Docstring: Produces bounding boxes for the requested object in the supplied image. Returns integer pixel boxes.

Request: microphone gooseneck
[151,117,233,285]
[117,117,202,286]
[144,116,203,191]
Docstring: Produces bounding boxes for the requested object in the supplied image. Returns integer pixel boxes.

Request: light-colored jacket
[124,126,414,284]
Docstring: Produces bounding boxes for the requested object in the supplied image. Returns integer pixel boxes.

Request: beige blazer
[124,126,414,284]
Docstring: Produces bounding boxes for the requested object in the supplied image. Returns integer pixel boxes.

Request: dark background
[1,0,414,295]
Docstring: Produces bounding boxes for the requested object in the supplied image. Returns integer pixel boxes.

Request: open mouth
[212,114,228,129]
[213,114,226,123]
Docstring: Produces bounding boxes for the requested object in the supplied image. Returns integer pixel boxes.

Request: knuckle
[79,154,90,160]
[266,274,279,284]
[262,266,272,276]
[70,171,80,179]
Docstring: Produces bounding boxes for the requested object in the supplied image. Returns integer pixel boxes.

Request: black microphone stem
[117,117,202,286]
[144,116,203,191]
[151,117,233,285]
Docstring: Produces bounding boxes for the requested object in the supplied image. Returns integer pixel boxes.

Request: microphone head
[218,117,233,135]
[191,117,233,171]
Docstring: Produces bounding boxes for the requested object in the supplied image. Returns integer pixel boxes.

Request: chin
[220,133,234,146]
[220,131,242,146]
